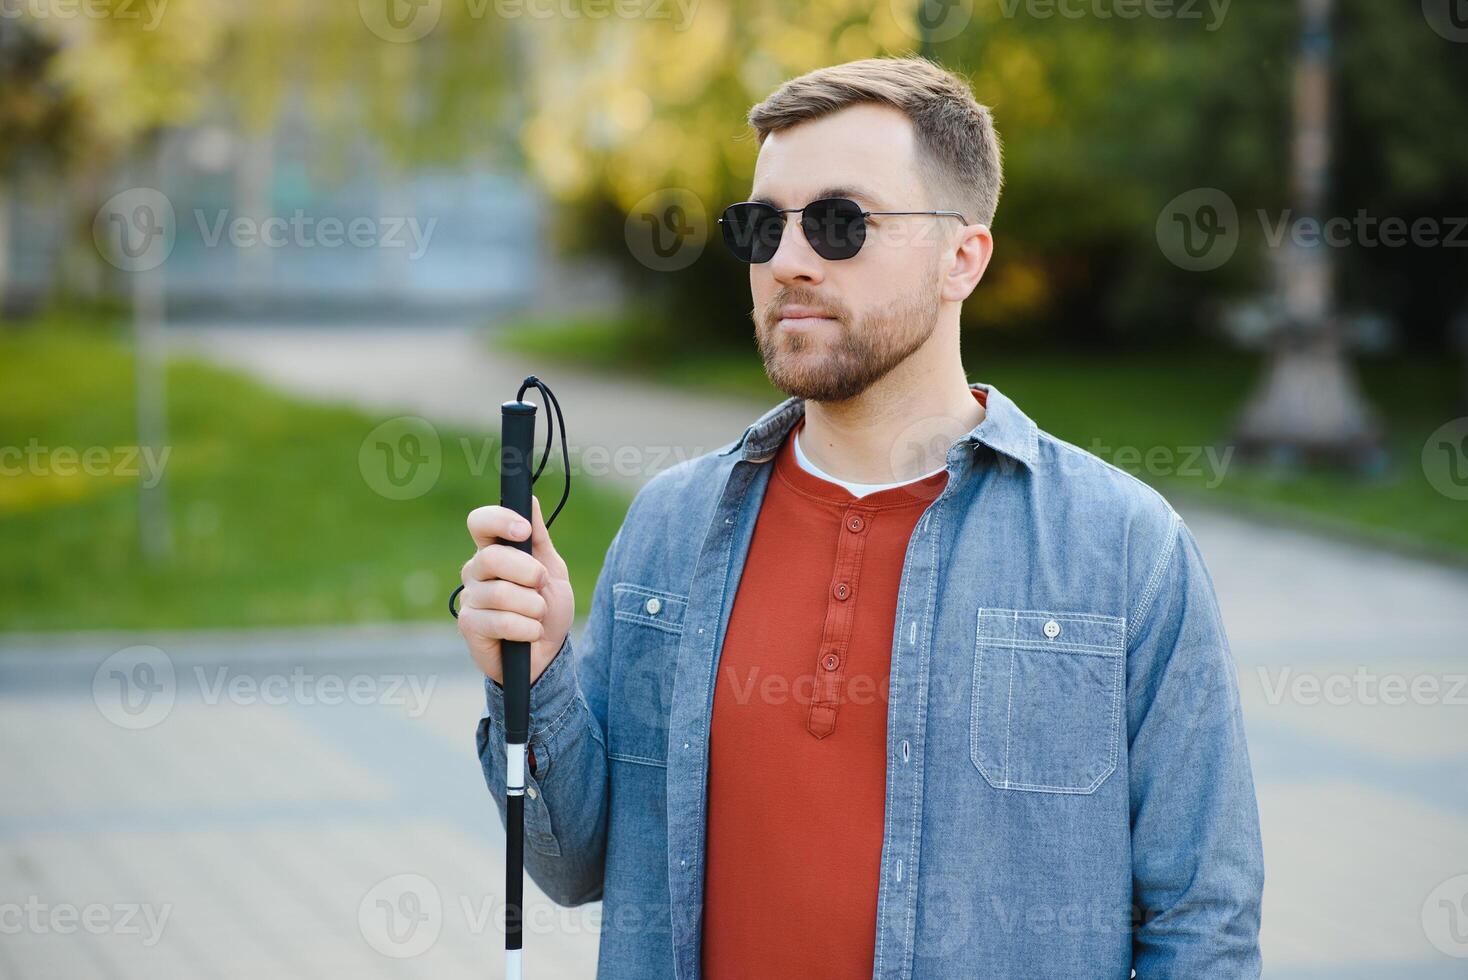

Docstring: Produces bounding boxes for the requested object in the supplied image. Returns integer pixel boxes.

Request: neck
[797,318,984,484]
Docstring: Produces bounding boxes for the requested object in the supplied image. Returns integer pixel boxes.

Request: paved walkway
[2,323,1463,977]
[167,322,764,489]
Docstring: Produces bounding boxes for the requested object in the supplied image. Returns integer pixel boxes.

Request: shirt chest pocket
[608,582,687,767]
[970,608,1125,795]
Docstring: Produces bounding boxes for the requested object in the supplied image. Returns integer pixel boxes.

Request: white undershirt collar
[791,426,946,498]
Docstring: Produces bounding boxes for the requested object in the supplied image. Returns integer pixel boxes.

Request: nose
[766,214,824,287]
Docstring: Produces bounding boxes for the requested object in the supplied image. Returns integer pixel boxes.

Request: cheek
[750,267,777,307]
[826,262,892,315]
[869,239,935,282]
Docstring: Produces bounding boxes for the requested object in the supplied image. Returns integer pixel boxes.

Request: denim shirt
[477,382,1264,980]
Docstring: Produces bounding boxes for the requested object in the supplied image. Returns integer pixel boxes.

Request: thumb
[528,495,568,579]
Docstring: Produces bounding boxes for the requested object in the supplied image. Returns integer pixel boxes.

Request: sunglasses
[718,197,969,263]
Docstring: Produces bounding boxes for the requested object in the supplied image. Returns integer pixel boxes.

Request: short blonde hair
[748,57,1004,226]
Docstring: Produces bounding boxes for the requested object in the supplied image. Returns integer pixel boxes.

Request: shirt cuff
[481,634,578,745]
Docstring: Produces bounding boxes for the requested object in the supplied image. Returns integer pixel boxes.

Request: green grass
[0,314,628,631]
[500,314,1468,561]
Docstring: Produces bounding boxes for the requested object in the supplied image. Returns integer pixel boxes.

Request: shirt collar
[719,382,1039,472]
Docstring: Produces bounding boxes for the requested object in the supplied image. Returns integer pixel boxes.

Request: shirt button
[1043,619,1061,639]
[833,583,851,600]
[822,653,840,671]
[645,597,662,615]
[526,785,539,799]
[846,515,865,533]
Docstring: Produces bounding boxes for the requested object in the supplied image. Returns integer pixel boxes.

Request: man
[460,57,1264,979]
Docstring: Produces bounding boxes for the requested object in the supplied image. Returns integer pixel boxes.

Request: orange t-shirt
[701,391,984,977]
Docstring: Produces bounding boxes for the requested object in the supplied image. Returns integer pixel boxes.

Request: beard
[753,271,942,404]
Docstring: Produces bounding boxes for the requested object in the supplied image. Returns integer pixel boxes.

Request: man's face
[748,103,950,403]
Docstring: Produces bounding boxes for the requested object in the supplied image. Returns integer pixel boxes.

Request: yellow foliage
[0,470,112,513]
[515,0,908,210]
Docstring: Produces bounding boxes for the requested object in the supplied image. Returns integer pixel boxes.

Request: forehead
[749,103,921,210]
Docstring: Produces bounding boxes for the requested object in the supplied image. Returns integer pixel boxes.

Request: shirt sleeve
[476,526,621,907]
[1125,512,1265,977]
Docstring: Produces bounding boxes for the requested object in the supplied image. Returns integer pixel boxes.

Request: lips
[776,306,836,321]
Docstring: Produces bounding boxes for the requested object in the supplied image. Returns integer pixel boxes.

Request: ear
[941,224,994,304]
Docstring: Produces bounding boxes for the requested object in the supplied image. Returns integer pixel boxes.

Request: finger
[528,496,569,579]
[467,543,549,589]
[460,579,548,620]
[467,505,532,549]
[458,607,544,644]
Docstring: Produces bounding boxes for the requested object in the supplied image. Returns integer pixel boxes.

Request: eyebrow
[748,184,887,211]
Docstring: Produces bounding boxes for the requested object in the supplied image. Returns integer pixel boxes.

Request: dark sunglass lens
[803,198,866,260]
[720,203,783,263]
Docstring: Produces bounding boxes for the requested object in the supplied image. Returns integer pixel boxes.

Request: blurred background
[1,0,1466,976]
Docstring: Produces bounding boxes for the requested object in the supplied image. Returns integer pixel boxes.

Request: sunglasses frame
[718,197,970,263]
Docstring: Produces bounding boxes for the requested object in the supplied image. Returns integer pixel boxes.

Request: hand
[458,496,574,687]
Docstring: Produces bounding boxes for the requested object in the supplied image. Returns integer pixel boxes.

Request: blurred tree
[7,0,517,559]
[510,0,1467,365]
[6,0,1466,378]
[0,18,82,314]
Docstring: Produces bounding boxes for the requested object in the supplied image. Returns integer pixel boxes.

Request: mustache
[754,289,850,328]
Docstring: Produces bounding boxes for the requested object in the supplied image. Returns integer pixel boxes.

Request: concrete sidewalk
[0,625,599,979]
